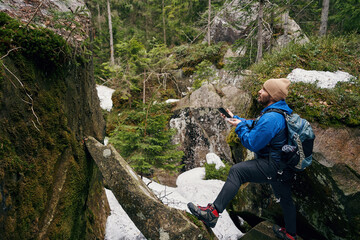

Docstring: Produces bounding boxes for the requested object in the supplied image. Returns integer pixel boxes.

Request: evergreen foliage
[192,59,217,89]
[205,161,231,181]
[109,102,184,177]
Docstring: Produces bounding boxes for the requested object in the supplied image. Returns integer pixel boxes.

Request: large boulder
[85,136,217,240]
[170,84,252,169]
[207,0,308,47]
[229,125,360,240]
[241,221,303,240]
[0,6,107,240]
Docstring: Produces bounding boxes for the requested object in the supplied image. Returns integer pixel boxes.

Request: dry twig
[1,49,41,131]
[25,1,44,29]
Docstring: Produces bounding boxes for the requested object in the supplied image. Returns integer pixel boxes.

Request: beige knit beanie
[263,78,290,101]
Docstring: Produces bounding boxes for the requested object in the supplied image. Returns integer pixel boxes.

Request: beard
[257,94,272,106]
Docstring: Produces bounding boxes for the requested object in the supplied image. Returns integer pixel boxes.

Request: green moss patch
[0,12,98,239]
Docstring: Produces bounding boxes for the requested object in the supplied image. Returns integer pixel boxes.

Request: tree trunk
[319,0,330,36]
[143,69,146,104]
[145,0,149,41]
[269,7,274,53]
[256,0,264,62]
[162,0,166,45]
[84,136,217,240]
[107,0,114,66]
[284,0,289,43]
[97,3,101,32]
[207,0,211,46]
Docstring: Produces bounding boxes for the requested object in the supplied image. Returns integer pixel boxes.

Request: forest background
[83,0,360,177]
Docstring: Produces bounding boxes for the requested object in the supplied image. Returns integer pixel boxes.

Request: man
[188,78,297,240]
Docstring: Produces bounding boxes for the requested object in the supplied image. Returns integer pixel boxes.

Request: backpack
[265,109,315,171]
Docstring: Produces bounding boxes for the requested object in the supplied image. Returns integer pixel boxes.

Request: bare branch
[66,23,77,43]
[1,62,24,88]
[25,1,44,29]
[0,47,22,60]
[32,120,41,132]
[295,0,315,18]
[2,62,41,129]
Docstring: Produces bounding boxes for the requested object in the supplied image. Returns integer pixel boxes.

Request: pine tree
[109,103,184,177]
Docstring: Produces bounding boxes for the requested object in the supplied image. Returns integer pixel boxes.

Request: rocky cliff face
[0,2,108,239]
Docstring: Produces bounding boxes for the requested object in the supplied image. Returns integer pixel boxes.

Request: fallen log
[85,136,216,240]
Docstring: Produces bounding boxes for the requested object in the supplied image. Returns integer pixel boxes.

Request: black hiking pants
[213,158,297,235]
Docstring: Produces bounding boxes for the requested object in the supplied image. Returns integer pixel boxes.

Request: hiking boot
[187,202,219,228]
[273,225,297,240]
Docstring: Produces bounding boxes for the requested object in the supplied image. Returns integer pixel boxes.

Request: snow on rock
[104,189,146,240]
[96,85,115,112]
[287,68,354,89]
[105,154,243,240]
[206,153,225,170]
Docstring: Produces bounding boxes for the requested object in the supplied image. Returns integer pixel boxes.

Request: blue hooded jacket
[234,100,293,161]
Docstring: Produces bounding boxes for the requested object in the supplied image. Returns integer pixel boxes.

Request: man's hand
[227,118,241,126]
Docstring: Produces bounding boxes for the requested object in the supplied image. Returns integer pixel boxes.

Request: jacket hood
[262,100,293,115]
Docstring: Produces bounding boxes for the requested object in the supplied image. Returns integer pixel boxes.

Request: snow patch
[104,189,146,240]
[287,68,354,89]
[165,99,180,104]
[206,153,225,169]
[96,85,115,111]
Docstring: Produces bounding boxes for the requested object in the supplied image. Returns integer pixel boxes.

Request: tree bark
[319,0,330,36]
[207,0,211,46]
[97,3,101,32]
[284,0,289,43]
[143,69,146,104]
[85,136,217,240]
[256,0,264,63]
[162,0,166,45]
[107,0,114,66]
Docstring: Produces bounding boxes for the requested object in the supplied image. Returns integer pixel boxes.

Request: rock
[85,136,217,240]
[312,123,360,173]
[0,0,91,43]
[241,221,304,240]
[170,84,252,169]
[207,0,308,47]
[0,8,106,239]
[230,159,360,240]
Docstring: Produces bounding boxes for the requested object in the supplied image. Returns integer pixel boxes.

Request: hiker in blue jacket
[188,78,298,240]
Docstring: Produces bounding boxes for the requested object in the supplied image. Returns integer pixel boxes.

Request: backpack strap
[250,108,287,129]
[264,108,287,118]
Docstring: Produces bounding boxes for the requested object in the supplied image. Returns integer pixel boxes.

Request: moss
[185,212,204,229]
[226,128,241,146]
[0,12,98,239]
[240,35,360,127]
[174,42,228,70]
[182,66,195,76]
[0,12,71,73]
